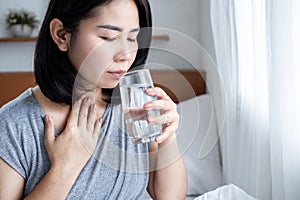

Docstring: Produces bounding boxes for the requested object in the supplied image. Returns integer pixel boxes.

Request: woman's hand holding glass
[44,97,101,174]
[144,87,179,144]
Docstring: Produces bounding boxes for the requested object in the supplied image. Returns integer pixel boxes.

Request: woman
[0,0,187,199]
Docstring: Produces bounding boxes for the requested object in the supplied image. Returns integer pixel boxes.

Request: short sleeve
[0,114,27,178]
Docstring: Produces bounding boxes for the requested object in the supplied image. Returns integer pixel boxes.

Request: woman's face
[68,0,140,89]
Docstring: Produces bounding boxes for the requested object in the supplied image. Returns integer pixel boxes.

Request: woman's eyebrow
[97,25,140,32]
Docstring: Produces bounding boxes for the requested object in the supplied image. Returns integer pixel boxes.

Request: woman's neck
[73,87,109,119]
[32,86,107,132]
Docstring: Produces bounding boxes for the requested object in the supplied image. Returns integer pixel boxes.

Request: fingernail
[85,97,90,103]
[144,102,152,109]
[98,118,102,124]
[146,88,153,93]
[44,115,49,122]
[147,117,154,123]
[91,104,96,111]
[45,115,52,123]
[156,137,162,143]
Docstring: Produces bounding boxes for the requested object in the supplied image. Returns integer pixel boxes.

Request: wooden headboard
[0,70,206,107]
[151,70,206,103]
[0,72,36,107]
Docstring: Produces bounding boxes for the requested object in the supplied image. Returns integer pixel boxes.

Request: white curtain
[210,0,300,200]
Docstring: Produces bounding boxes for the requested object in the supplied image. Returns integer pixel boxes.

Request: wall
[148,0,220,110]
[0,0,216,73]
[148,0,216,70]
[0,0,47,37]
[0,0,48,72]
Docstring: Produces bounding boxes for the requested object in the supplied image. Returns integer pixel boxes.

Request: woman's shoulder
[0,88,41,121]
[0,87,44,150]
[0,88,45,181]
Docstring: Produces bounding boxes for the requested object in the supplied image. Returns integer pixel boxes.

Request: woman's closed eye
[100,36,137,43]
[128,32,138,43]
[127,37,137,42]
[100,36,117,42]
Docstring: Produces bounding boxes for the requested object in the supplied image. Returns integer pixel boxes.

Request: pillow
[176,94,223,195]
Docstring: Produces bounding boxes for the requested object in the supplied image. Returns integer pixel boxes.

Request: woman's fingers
[93,118,102,137]
[145,87,180,144]
[77,97,91,128]
[44,115,55,144]
[66,98,82,128]
[156,125,177,143]
[147,112,178,125]
[86,104,96,132]
[67,97,98,133]
[145,87,172,101]
[144,100,174,111]
[61,97,101,151]
[144,97,178,125]
[43,97,102,172]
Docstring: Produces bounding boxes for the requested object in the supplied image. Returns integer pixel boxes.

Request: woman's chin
[98,82,119,89]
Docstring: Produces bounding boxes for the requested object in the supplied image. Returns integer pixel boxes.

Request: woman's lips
[108,70,126,80]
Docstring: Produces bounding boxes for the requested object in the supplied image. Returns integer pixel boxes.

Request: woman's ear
[50,18,71,51]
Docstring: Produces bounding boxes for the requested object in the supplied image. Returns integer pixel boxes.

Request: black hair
[34,0,152,104]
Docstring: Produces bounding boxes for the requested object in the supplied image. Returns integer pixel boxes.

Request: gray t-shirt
[0,88,152,199]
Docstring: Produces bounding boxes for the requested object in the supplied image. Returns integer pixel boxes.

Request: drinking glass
[119,69,162,144]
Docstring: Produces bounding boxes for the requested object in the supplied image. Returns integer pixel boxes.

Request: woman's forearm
[152,135,188,199]
[24,166,81,200]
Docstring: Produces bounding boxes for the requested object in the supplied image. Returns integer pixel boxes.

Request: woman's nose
[114,49,133,62]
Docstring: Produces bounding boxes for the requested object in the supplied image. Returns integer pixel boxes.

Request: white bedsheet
[186,184,258,200]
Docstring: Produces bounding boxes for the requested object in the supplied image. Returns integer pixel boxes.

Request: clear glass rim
[123,68,150,77]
